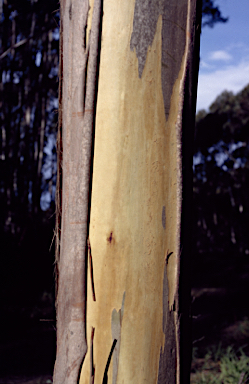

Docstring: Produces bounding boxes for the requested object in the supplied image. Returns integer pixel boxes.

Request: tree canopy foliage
[193,84,249,257]
[201,0,228,27]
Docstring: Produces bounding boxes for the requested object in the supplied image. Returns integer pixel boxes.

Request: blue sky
[197,0,249,111]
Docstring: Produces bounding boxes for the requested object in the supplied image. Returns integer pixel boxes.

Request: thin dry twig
[238,372,245,384]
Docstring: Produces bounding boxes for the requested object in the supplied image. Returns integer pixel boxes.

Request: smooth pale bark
[54,0,200,383]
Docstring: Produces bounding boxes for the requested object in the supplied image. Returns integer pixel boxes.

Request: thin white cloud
[209,50,232,61]
[200,60,215,69]
[196,59,249,111]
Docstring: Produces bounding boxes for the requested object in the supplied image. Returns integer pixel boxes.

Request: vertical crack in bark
[90,327,95,384]
[88,239,96,301]
[102,339,118,384]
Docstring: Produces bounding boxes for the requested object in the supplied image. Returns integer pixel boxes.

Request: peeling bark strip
[130,0,187,382]
[130,1,200,383]
[53,0,102,383]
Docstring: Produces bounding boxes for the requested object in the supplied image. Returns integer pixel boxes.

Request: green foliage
[195,85,249,152]
[219,347,249,383]
[202,0,228,28]
[193,84,249,257]
[191,345,249,384]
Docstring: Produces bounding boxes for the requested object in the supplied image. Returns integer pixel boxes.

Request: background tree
[0,0,59,233]
[0,1,59,378]
[191,84,249,372]
[193,84,249,257]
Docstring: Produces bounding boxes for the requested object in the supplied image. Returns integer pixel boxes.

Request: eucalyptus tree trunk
[53,0,201,383]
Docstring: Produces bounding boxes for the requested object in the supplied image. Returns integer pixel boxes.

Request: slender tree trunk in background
[53,0,201,383]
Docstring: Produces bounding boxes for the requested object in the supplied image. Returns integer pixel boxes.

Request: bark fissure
[90,327,95,384]
[88,239,96,302]
[102,339,118,384]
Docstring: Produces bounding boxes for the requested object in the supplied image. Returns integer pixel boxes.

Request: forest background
[0,0,248,382]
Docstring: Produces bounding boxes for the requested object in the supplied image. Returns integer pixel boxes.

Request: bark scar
[88,238,96,301]
[90,327,95,383]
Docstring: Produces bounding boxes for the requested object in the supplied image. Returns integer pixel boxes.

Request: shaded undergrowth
[191,342,249,384]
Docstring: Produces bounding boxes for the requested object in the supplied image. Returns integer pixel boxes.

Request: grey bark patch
[130,0,187,118]
[130,0,163,78]
[162,206,166,229]
[161,1,187,117]
[157,262,177,384]
[111,292,125,384]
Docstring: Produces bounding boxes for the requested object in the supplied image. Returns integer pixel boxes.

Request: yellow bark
[79,0,190,382]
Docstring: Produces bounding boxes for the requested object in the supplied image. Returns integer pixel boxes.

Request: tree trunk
[53,0,201,383]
